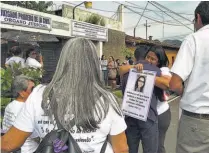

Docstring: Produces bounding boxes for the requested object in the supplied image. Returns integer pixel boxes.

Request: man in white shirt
[169,2,209,153]
[5,46,25,68]
[2,75,39,153]
[25,47,43,69]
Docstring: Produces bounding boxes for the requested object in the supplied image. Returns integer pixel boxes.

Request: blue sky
[54,1,200,40]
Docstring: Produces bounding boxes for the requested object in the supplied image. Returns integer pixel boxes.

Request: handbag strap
[50,91,108,153]
[50,90,82,153]
[100,137,108,153]
[53,107,83,153]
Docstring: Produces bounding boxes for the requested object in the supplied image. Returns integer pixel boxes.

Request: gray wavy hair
[42,37,122,131]
[12,75,33,98]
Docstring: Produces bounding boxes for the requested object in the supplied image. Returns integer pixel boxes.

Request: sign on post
[1,8,51,30]
[122,68,156,121]
[71,20,108,42]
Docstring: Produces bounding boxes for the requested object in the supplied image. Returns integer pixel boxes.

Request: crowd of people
[100,55,134,90]
[1,1,209,153]
[5,46,43,69]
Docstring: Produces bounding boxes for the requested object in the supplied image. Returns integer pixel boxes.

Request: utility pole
[144,20,151,40]
[133,27,136,38]
[162,12,164,38]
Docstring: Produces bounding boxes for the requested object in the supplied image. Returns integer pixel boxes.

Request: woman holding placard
[119,45,171,153]
[144,46,171,153]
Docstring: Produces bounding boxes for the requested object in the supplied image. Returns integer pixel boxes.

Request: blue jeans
[125,117,159,153]
[102,70,108,86]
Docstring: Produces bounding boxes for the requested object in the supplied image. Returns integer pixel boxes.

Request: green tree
[84,14,106,26]
[121,47,133,58]
[1,1,53,14]
[1,64,43,123]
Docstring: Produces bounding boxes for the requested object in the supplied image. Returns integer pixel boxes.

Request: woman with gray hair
[2,75,39,153]
[1,38,128,153]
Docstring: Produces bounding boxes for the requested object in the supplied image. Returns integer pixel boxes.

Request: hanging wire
[123,1,194,15]
[148,1,193,31]
[124,5,192,27]
[135,2,149,28]
[151,1,193,22]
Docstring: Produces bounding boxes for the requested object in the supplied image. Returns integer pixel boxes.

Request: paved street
[162,97,180,153]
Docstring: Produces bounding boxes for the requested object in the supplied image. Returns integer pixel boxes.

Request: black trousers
[158,108,171,153]
[125,117,159,153]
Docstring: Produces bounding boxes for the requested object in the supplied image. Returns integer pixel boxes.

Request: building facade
[1,3,126,81]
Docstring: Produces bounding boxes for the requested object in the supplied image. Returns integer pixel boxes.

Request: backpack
[35,102,108,153]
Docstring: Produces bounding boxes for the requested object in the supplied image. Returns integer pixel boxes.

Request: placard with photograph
[122,68,156,121]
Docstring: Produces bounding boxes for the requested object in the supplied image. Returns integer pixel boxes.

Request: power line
[63,0,185,26]
[124,16,193,30]
[122,4,192,27]
[134,2,149,37]
[125,1,193,25]
[123,1,193,29]
[151,1,192,22]
[62,1,194,15]
[135,2,148,28]
[148,1,193,31]
[62,1,143,14]
[123,1,194,16]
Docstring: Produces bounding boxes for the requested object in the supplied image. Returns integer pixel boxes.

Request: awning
[1,30,59,42]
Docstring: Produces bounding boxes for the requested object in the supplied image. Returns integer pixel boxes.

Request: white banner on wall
[1,8,51,30]
[122,69,156,121]
[72,20,108,42]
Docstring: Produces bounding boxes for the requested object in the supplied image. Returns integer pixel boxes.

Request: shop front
[0,3,71,82]
[1,3,109,82]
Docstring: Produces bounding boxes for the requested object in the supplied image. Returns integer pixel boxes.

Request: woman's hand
[119,63,144,76]
[39,55,43,62]
[133,63,143,72]
[39,55,44,67]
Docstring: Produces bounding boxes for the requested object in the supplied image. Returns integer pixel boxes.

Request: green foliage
[1,63,44,100]
[84,14,106,26]
[1,1,54,14]
[121,47,133,58]
[100,18,106,26]
[1,98,11,107]
[112,90,123,99]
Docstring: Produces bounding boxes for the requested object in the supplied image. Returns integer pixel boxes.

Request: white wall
[0,3,71,37]
[62,4,123,32]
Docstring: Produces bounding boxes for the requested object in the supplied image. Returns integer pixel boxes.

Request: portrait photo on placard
[134,75,146,93]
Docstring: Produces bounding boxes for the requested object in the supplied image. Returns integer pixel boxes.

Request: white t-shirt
[157,67,171,115]
[5,56,25,68]
[26,57,42,68]
[171,25,209,114]
[101,60,108,70]
[2,100,39,153]
[14,85,127,153]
